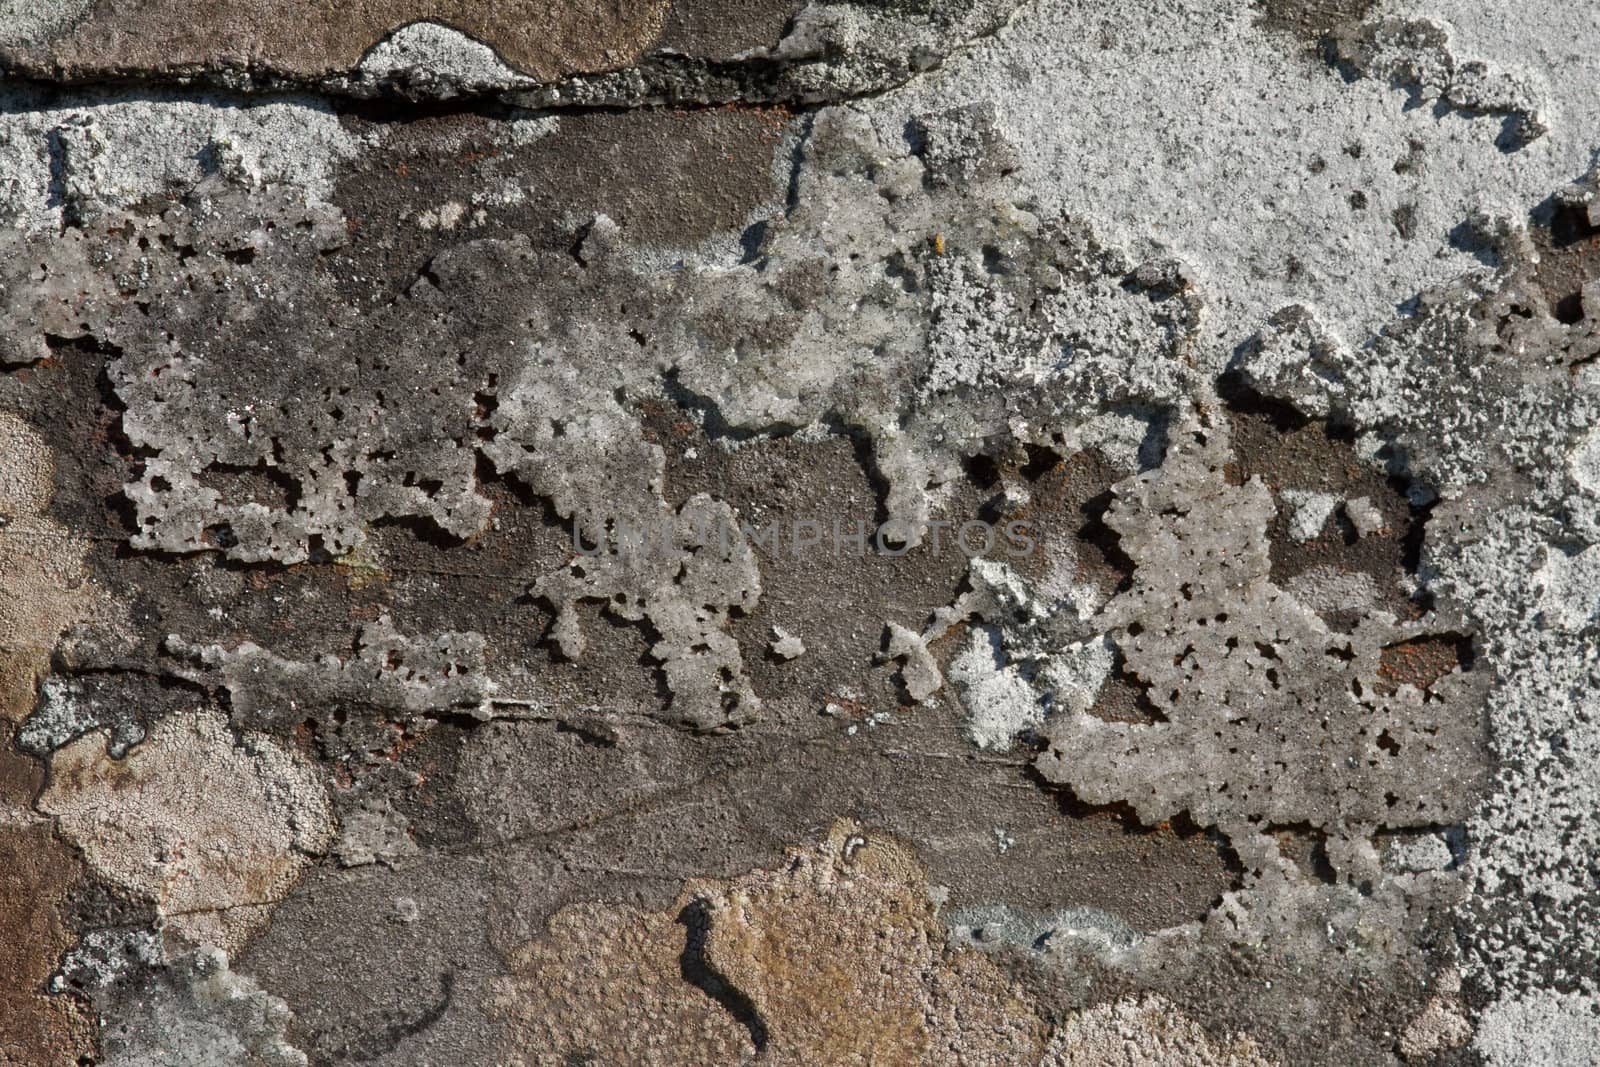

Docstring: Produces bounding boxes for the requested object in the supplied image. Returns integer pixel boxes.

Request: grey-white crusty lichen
[164,617,498,731]
[17,674,149,757]
[350,22,539,99]
[1,102,1197,730]
[0,0,93,49]
[0,89,358,237]
[1230,166,1600,1007]
[1331,16,1549,149]
[94,947,310,1067]
[1034,423,1488,868]
[888,553,1114,751]
[663,104,1198,547]
[3,0,1600,1062]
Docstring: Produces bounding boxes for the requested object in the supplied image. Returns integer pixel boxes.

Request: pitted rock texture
[3,0,1600,1063]
[1035,422,1488,866]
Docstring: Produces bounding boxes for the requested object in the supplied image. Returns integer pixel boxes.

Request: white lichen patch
[166,615,497,731]
[1537,545,1600,633]
[355,21,535,97]
[671,106,1199,547]
[891,553,1114,751]
[0,0,1595,1044]
[874,0,1594,366]
[1343,495,1386,538]
[1570,426,1600,496]
[1038,635,1115,717]
[770,626,806,660]
[1036,422,1488,871]
[0,0,93,48]
[1283,567,1381,617]
[1474,989,1600,1067]
[950,625,1043,751]
[98,947,309,1067]
[0,89,360,233]
[416,200,469,230]
[1279,488,1340,542]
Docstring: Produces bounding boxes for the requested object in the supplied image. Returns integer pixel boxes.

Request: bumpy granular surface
[1,2,1598,1064]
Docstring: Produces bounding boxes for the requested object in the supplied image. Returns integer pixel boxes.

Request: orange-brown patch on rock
[489,902,756,1067]
[490,822,1046,1067]
[0,654,46,806]
[701,823,1045,1066]
[1376,633,1474,695]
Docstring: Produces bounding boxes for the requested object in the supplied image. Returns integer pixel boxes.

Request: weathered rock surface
[3,0,1599,1063]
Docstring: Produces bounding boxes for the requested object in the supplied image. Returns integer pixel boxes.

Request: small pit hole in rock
[1553,291,1584,325]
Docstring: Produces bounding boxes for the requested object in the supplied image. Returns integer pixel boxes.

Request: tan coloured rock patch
[493,822,1290,1065]
[0,413,99,681]
[697,823,1045,1066]
[1042,995,1278,1066]
[40,707,334,953]
[1400,973,1473,1063]
[0,413,104,796]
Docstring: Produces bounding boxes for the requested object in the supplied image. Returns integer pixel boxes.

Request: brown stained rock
[331,107,791,300]
[1253,0,1375,48]
[654,0,802,60]
[0,822,96,1067]
[0,650,50,807]
[1531,192,1600,334]
[3,0,670,82]
[1001,447,1134,604]
[1222,395,1425,627]
[491,822,1046,1066]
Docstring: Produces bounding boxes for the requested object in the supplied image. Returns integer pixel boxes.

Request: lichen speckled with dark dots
[1,0,1599,1065]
